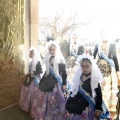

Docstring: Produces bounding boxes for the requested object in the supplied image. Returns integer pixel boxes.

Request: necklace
[80,73,91,85]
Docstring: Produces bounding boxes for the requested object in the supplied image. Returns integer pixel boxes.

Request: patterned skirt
[19,75,41,112]
[30,83,67,120]
[97,59,118,112]
[66,105,98,120]
[102,67,118,112]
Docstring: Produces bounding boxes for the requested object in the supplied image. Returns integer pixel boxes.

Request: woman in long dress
[66,33,85,88]
[93,31,120,113]
[65,55,112,120]
[30,41,67,120]
[19,47,43,112]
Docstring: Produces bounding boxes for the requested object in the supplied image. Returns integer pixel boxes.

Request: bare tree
[39,7,90,40]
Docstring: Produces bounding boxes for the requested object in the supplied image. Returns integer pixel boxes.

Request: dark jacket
[34,61,43,75]
[23,61,42,87]
[58,63,67,85]
[77,45,84,55]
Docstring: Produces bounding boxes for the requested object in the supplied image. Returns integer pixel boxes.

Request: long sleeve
[77,46,84,55]
[34,61,43,75]
[108,44,119,71]
[111,44,119,71]
[95,83,102,111]
[93,44,98,59]
[59,63,67,85]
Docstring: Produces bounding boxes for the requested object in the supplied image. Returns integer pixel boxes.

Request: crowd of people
[19,31,120,120]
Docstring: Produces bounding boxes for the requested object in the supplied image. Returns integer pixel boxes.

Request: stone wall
[0,0,25,109]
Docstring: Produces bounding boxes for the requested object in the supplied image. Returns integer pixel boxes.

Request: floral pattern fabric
[30,83,67,120]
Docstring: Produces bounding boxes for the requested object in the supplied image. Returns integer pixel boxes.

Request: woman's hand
[94,110,101,117]
[62,85,67,91]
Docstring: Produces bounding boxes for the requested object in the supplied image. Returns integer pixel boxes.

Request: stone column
[30,0,39,47]
[24,0,30,74]
[24,0,39,74]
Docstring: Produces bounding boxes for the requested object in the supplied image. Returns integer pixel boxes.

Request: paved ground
[0,104,33,120]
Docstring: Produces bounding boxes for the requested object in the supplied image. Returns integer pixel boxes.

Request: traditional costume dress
[19,47,42,112]
[93,43,119,111]
[65,55,112,120]
[30,41,67,120]
[66,40,84,87]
